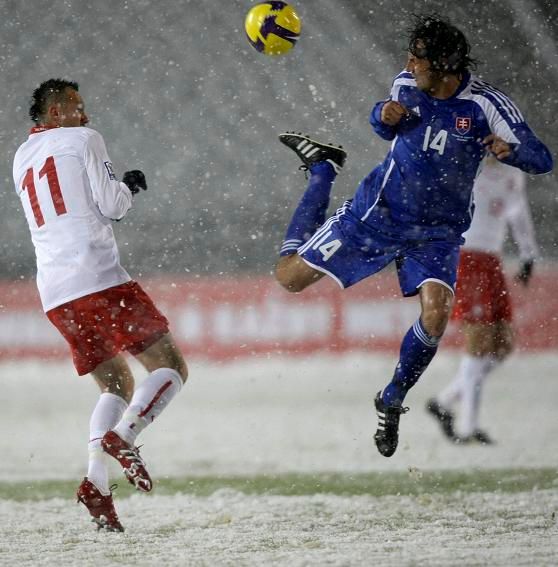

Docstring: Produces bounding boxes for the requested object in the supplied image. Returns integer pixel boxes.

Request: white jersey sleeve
[84,130,132,219]
[13,126,132,311]
[505,172,538,260]
[463,159,538,259]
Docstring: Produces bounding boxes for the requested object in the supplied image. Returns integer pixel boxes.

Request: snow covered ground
[2,352,557,479]
[2,488,557,566]
[1,352,557,565]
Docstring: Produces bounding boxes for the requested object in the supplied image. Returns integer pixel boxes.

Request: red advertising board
[1,267,557,362]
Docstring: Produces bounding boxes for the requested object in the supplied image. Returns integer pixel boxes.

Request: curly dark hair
[29,78,79,124]
[408,14,477,74]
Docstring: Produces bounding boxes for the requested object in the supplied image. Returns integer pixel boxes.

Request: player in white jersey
[13,79,189,531]
[426,156,538,444]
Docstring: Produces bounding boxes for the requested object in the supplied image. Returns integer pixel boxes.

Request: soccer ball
[244,2,301,56]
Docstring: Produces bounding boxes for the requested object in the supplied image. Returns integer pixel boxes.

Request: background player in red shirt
[13,79,189,531]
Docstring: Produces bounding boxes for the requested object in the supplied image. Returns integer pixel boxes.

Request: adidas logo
[296,138,343,171]
[296,139,320,158]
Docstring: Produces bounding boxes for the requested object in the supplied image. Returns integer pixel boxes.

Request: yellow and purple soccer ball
[244,2,301,56]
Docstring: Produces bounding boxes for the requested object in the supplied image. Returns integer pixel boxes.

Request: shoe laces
[119,446,146,466]
[119,449,145,465]
[380,404,409,416]
[378,405,409,428]
[298,164,309,180]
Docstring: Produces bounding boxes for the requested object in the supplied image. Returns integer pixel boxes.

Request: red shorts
[47,281,169,376]
[452,250,512,324]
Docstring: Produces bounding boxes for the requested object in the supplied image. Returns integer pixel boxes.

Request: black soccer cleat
[455,429,495,446]
[374,392,409,458]
[471,429,494,445]
[426,398,458,441]
[278,132,347,173]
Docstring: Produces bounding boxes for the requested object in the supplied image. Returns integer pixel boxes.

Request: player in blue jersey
[275,14,552,457]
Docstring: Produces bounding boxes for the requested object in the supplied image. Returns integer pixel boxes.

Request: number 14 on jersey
[422,126,448,155]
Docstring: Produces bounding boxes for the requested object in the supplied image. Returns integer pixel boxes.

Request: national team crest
[455,117,471,135]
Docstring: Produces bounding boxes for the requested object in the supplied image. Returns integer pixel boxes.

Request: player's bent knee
[91,355,135,402]
[92,373,134,403]
[135,333,189,383]
[161,346,189,383]
[173,358,189,383]
[421,310,451,338]
[116,379,135,403]
[276,274,308,293]
[421,299,452,336]
[275,262,305,293]
[275,255,322,293]
[419,283,454,337]
[495,339,514,360]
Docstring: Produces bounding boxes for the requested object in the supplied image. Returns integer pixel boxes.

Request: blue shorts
[297,202,460,296]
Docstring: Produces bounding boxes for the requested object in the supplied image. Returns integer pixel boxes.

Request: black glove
[122,170,147,195]
[514,259,534,286]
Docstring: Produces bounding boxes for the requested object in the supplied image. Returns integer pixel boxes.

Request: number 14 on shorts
[312,230,342,261]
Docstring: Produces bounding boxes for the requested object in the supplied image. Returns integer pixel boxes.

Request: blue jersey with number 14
[350,71,552,242]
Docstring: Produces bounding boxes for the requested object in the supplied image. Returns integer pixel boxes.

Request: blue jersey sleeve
[370,71,415,141]
[499,124,553,174]
[369,101,397,141]
[470,80,553,174]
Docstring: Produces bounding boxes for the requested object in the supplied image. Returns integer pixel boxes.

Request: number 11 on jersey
[22,156,67,227]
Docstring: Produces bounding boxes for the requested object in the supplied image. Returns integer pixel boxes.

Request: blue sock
[280,161,337,256]
[382,318,440,406]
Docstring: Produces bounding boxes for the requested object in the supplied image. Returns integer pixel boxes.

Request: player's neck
[429,74,462,100]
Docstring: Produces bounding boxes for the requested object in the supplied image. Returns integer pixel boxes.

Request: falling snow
[0,1,557,565]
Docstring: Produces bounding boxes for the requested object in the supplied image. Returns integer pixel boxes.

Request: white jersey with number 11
[13,126,133,312]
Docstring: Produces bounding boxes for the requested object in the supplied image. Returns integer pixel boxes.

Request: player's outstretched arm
[483,126,553,175]
[476,81,553,175]
[507,173,538,286]
[483,101,554,175]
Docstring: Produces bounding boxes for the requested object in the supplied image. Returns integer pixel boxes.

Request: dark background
[1,0,556,280]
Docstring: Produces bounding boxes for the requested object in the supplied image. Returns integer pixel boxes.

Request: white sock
[87,392,128,494]
[437,357,468,408]
[457,355,492,437]
[112,368,183,446]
